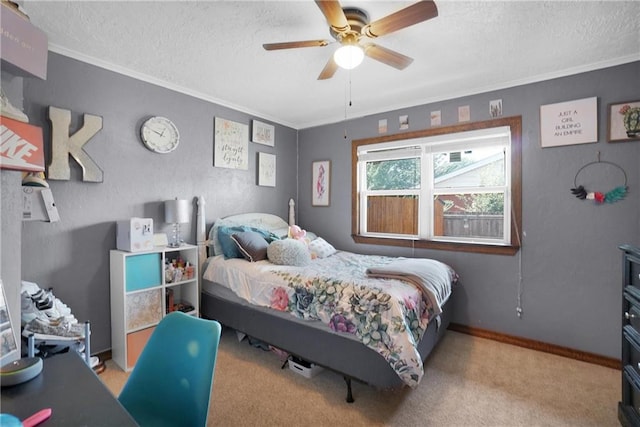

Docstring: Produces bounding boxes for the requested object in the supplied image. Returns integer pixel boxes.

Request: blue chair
[118,312,222,427]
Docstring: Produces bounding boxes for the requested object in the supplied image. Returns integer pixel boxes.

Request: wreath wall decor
[570,158,628,204]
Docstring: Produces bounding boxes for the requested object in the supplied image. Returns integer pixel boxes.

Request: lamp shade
[164,199,189,224]
[333,45,364,70]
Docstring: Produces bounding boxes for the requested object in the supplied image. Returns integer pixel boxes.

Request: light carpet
[99,328,619,426]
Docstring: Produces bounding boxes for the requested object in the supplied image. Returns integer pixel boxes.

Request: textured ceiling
[20,0,640,129]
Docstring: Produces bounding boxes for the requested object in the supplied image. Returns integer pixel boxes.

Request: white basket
[288,358,324,379]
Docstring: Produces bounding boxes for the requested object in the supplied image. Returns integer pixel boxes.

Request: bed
[196,200,457,402]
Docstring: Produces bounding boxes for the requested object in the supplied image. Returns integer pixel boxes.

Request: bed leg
[343,376,354,403]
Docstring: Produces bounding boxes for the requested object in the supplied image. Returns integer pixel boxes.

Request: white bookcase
[110,244,199,372]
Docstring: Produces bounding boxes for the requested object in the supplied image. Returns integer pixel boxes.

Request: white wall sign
[540,97,598,147]
[257,152,276,187]
[214,117,248,170]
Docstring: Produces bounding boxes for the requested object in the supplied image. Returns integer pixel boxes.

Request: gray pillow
[231,231,269,262]
[267,239,311,266]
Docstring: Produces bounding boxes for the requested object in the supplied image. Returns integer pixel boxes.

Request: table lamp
[164,198,189,247]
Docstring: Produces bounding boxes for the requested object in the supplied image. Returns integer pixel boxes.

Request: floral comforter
[202,251,456,387]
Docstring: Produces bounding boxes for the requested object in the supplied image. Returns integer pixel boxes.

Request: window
[352,117,521,255]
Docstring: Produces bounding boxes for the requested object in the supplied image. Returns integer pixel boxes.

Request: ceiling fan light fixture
[333,44,364,70]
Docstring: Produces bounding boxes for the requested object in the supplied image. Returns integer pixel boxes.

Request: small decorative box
[116,218,154,252]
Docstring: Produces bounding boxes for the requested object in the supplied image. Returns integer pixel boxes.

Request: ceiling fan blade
[364,44,413,70]
[363,0,438,38]
[315,0,350,32]
[318,57,338,80]
[263,40,330,51]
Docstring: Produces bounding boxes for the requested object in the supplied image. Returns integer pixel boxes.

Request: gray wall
[298,62,640,359]
[7,51,639,360]
[17,52,298,352]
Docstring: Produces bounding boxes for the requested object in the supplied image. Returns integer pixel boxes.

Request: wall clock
[140,116,180,154]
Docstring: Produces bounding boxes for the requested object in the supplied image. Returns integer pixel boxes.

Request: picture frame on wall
[257,152,276,187]
[489,99,503,118]
[251,120,275,146]
[312,160,330,207]
[539,97,598,148]
[214,117,249,170]
[608,100,640,143]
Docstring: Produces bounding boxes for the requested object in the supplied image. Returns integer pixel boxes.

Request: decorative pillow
[231,231,269,262]
[271,226,290,240]
[210,213,289,256]
[218,226,280,259]
[217,226,248,259]
[309,237,337,259]
[267,239,311,266]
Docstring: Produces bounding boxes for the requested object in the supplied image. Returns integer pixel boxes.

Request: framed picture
[214,117,248,170]
[251,120,275,146]
[399,115,409,130]
[0,280,19,366]
[312,160,330,207]
[257,152,276,187]
[490,99,503,118]
[378,119,387,134]
[608,100,640,143]
[458,105,470,122]
[430,110,441,126]
[540,97,598,148]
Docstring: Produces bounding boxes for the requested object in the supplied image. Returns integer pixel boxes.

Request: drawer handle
[626,312,637,320]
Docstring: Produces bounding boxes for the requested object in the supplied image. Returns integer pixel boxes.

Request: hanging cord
[344,71,353,139]
[510,148,524,318]
[511,202,523,318]
[349,72,353,108]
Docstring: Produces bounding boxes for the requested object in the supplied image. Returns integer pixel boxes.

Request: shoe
[0,87,29,123]
[21,280,41,295]
[72,341,85,353]
[51,296,72,317]
[23,282,75,323]
[93,360,106,375]
[30,289,46,301]
[21,291,49,325]
[22,172,49,188]
[79,355,100,369]
[22,318,85,341]
[22,283,80,339]
[35,297,53,311]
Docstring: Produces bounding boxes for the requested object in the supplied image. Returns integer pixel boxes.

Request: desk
[1,351,137,426]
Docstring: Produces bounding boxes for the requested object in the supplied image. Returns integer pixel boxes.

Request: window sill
[352,235,520,256]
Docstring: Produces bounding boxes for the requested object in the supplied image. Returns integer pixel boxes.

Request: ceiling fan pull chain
[349,72,353,107]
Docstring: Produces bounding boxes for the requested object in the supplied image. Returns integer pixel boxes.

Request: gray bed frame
[195,199,453,402]
[200,282,452,402]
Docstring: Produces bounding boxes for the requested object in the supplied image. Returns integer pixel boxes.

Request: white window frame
[357,126,512,246]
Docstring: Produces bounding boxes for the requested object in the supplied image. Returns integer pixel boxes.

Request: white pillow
[267,239,311,266]
[309,237,336,259]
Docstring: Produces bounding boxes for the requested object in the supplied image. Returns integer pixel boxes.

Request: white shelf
[110,244,199,372]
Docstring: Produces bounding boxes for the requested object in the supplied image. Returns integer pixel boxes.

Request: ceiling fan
[263,0,438,80]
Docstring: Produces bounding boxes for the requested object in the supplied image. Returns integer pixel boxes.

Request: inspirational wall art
[214,117,248,170]
[540,97,598,148]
